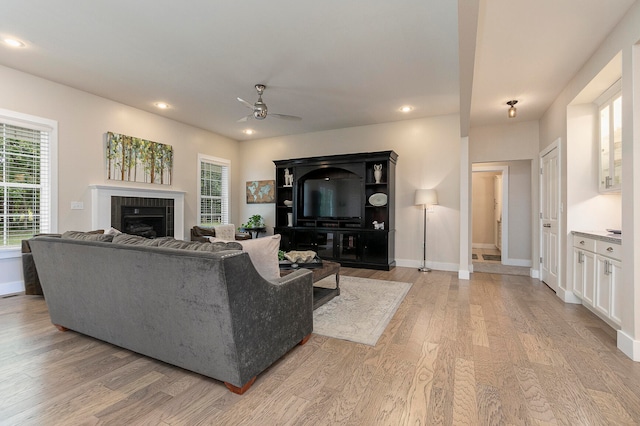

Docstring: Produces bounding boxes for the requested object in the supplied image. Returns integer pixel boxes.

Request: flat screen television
[302,177,362,219]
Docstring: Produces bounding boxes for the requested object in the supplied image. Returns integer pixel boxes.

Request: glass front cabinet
[599,89,622,193]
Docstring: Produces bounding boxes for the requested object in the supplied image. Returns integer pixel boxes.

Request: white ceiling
[0,1,636,141]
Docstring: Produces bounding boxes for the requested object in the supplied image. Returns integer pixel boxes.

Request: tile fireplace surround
[90,185,186,240]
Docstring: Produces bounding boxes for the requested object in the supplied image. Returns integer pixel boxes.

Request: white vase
[287,212,293,227]
[373,164,383,183]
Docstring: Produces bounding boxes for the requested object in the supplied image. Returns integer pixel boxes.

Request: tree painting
[106,132,172,185]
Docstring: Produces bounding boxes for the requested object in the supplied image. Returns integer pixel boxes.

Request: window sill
[0,248,22,260]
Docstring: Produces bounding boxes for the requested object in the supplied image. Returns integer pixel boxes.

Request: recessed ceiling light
[243,129,255,135]
[399,106,413,113]
[154,102,170,109]
[4,38,25,48]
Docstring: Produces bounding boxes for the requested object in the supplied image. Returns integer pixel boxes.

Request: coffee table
[280,260,340,309]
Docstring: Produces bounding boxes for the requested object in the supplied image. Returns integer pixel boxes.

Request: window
[0,109,57,250]
[198,154,229,226]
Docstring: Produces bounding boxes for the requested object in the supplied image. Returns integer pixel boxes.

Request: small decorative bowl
[283,200,293,207]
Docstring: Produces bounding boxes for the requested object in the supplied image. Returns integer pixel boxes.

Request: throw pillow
[104,227,122,235]
[61,231,114,242]
[213,224,236,241]
[210,234,281,281]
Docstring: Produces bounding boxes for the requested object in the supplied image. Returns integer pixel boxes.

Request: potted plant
[241,214,264,229]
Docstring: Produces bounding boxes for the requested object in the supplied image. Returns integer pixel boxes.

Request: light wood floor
[2,267,640,425]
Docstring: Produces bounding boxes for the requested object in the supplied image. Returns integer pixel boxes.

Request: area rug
[312,276,412,346]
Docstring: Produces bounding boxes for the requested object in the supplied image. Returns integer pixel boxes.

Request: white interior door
[494,175,503,250]
[540,146,560,291]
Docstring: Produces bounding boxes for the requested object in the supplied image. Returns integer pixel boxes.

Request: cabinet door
[595,256,612,316]
[582,250,596,306]
[362,232,388,265]
[572,248,584,298]
[337,232,359,261]
[609,259,622,325]
[294,230,318,252]
[599,94,622,192]
[316,231,337,259]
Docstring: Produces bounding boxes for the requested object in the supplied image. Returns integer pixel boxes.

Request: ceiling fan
[237,84,301,122]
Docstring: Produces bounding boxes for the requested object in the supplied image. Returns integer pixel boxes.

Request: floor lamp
[415,189,438,272]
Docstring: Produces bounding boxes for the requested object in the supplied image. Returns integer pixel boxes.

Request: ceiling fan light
[400,105,413,113]
[506,100,518,118]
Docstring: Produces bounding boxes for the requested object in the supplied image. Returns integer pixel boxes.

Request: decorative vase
[373,164,383,183]
[287,212,293,227]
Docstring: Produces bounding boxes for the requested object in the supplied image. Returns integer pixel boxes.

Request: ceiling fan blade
[237,97,255,110]
[237,114,252,122]
[270,113,302,121]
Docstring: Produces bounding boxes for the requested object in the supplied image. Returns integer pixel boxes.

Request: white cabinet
[572,246,595,304]
[571,233,621,327]
[599,92,622,192]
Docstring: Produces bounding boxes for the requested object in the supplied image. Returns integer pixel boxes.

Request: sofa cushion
[210,234,281,281]
[62,231,113,242]
[156,238,241,252]
[112,234,169,246]
[113,233,242,252]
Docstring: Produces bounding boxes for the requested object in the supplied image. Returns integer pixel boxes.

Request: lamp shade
[414,188,438,206]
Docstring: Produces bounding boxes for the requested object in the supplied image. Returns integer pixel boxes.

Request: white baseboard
[458,270,470,280]
[0,280,25,296]
[529,268,539,279]
[618,330,640,361]
[503,257,532,267]
[472,243,497,249]
[556,287,581,304]
[395,258,459,273]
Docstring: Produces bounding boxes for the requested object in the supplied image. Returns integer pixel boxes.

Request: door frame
[539,139,562,292]
[472,165,509,264]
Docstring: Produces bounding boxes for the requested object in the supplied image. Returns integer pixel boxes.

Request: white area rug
[312,276,412,346]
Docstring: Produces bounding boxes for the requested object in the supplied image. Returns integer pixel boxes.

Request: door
[540,145,560,291]
[494,175,503,251]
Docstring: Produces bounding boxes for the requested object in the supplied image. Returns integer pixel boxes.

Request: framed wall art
[246,180,275,203]
[106,131,173,185]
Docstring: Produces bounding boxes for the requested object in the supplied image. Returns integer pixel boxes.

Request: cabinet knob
[579,240,585,245]
[607,247,614,252]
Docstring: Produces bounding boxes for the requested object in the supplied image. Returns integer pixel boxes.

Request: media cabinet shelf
[274,150,397,270]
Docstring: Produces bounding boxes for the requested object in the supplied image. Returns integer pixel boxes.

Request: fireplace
[90,185,185,240]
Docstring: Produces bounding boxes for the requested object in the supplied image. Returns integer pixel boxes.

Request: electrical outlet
[71,201,84,210]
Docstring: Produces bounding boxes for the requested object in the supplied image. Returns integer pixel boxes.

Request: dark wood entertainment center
[274,150,397,270]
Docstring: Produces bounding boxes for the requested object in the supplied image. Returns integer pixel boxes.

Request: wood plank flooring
[2,267,640,425]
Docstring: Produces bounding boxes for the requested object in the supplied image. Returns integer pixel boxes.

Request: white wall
[539,2,640,360]
[0,65,240,294]
[472,171,498,246]
[238,114,462,270]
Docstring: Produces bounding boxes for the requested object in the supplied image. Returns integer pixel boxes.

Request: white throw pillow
[213,224,236,241]
[210,234,281,281]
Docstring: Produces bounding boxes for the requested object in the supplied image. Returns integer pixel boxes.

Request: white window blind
[1,122,51,247]
[198,155,229,226]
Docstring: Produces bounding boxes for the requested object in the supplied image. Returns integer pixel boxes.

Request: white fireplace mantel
[90,185,186,240]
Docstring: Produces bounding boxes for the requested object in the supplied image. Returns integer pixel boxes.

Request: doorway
[472,166,507,264]
[472,161,532,276]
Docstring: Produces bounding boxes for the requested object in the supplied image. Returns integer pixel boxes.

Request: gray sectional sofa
[28,233,313,394]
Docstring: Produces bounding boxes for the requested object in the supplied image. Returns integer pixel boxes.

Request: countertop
[572,230,622,244]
